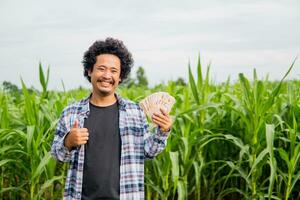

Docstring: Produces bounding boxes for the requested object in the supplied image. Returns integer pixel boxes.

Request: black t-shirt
[81,101,120,200]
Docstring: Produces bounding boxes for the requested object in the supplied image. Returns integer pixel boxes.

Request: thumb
[72,119,79,128]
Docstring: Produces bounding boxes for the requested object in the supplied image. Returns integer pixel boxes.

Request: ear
[88,69,91,77]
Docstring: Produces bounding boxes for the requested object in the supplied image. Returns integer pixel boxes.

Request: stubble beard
[95,78,115,97]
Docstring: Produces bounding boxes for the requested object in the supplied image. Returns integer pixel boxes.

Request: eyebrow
[95,65,119,71]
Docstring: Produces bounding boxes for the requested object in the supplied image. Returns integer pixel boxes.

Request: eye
[111,68,119,73]
[97,67,105,71]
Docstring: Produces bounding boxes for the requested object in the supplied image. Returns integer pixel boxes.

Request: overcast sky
[0,0,299,90]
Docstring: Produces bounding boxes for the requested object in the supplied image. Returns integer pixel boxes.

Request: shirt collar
[79,93,126,117]
[115,93,126,111]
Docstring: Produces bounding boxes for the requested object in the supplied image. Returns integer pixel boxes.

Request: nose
[102,70,112,78]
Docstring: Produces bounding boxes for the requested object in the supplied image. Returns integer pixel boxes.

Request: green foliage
[136,66,148,87]
[0,60,300,199]
[121,66,149,88]
[2,81,19,94]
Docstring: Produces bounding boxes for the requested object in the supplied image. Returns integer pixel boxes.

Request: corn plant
[0,59,299,199]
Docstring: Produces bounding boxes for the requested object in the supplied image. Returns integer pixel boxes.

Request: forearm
[51,133,73,162]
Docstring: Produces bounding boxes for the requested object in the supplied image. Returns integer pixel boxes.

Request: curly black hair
[82,37,134,83]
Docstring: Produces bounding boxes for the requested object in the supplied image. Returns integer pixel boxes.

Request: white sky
[0,0,299,90]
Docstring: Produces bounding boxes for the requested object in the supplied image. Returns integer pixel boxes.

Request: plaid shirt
[51,94,169,200]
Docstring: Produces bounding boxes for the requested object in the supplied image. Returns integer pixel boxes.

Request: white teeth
[101,80,112,84]
[101,81,112,86]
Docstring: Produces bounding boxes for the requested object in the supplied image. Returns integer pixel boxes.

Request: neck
[90,92,117,107]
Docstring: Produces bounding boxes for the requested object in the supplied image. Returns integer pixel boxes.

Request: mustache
[97,78,114,84]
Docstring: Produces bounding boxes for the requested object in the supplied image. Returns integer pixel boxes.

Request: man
[51,38,172,200]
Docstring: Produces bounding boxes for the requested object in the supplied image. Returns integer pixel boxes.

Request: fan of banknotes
[139,92,176,118]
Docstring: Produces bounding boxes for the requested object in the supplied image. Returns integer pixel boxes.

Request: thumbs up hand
[64,119,89,150]
[72,119,79,128]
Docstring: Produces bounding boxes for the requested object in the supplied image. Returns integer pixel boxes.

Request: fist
[64,119,89,150]
[152,108,173,133]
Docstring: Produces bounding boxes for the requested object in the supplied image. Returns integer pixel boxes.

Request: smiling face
[88,54,121,97]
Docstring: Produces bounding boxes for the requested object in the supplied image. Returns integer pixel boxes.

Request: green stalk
[0,167,3,200]
[285,173,292,200]
[251,155,257,199]
[30,185,34,200]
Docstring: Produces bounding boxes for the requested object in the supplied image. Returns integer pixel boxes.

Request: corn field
[0,59,300,199]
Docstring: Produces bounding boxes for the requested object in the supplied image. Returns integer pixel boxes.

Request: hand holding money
[139,92,175,132]
[152,108,172,132]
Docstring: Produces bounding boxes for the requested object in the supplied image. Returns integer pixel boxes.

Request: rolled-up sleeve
[142,110,170,159]
[51,110,74,162]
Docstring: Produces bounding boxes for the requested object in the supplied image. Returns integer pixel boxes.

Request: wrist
[64,134,72,151]
[159,127,170,133]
